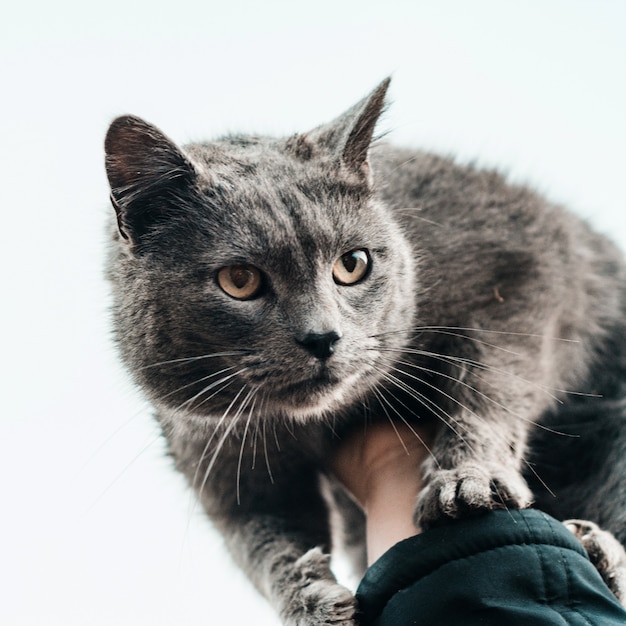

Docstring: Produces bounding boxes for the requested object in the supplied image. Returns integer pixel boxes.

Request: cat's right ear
[105,115,196,247]
[295,78,390,184]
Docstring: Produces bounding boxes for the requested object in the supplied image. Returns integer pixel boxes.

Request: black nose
[296,331,341,360]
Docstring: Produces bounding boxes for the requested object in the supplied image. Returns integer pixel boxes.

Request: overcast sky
[2,1,625,624]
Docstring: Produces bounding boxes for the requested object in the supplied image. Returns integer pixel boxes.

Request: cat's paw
[415,464,532,528]
[280,548,358,626]
[565,519,626,606]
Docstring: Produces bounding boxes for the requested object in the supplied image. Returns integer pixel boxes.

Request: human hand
[332,421,437,565]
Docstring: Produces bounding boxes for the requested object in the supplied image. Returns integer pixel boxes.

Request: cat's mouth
[272,368,366,418]
[282,371,341,396]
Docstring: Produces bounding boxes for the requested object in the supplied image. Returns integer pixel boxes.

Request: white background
[2,1,625,624]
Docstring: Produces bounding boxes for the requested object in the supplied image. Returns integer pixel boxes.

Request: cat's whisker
[372,385,441,468]
[262,419,275,484]
[189,400,236,496]
[85,431,163,515]
[159,366,240,407]
[252,391,267,469]
[198,385,252,499]
[378,346,566,404]
[371,388,409,455]
[376,366,475,458]
[174,367,252,415]
[381,358,490,428]
[251,414,260,471]
[139,350,251,370]
[388,361,537,458]
[184,374,254,500]
[417,325,581,343]
[379,367,530,508]
[370,324,581,344]
[81,402,148,470]
[393,357,529,423]
[236,388,260,505]
[379,353,572,498]
[393,356,582,438]
[415,328,524,358]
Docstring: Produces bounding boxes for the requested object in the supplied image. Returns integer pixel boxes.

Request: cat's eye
[217,265,263,300]
[332,249,370,285]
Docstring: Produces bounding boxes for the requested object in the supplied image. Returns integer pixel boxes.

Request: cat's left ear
[105,115,197,246]
[301,78,390,182]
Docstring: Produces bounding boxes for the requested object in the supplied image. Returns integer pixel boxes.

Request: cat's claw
[565,519,626,606]
[415,464,532,529]
[280,548,358,626]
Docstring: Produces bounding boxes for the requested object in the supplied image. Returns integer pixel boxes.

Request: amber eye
[332,249,370,285]
[217,265,263,300]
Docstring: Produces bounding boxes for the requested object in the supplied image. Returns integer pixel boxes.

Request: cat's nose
[296,331,342,360]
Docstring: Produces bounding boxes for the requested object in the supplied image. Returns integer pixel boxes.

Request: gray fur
[105,79,626,624]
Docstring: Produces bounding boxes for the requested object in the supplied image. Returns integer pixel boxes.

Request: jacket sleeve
[355,509,626,625]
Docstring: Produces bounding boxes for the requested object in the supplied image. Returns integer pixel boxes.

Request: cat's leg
[528,400,626,605]
[527,399,626,545]
[415,419,533,527]
[320,474,368,583]
[412,354,536,528]
[172,430,357,626]
[565,519,626,606]
[221,517,357,626]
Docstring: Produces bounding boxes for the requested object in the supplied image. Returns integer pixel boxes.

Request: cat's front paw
[280,548,358,626]
[415,464,532,529]
[565,519,626,606]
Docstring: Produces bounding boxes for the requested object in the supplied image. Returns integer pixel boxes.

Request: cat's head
[105,79,416,428]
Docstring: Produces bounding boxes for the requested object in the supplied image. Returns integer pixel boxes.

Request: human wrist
[332,421,436,564]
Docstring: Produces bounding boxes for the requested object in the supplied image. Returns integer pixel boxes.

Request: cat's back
[371,143,626,393]
[371,143,626,295]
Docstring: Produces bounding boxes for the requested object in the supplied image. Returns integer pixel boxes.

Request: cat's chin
[274,371,366,421]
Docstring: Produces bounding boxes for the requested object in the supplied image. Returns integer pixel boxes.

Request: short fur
[105,79,626,624]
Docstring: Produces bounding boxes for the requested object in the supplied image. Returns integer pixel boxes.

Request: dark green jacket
[356,509,626,625]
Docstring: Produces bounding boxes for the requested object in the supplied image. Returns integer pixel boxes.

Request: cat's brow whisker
[395,208,444,228]
[389,154,422,174]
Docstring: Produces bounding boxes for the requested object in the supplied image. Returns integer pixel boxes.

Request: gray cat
[105,78,626,624]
